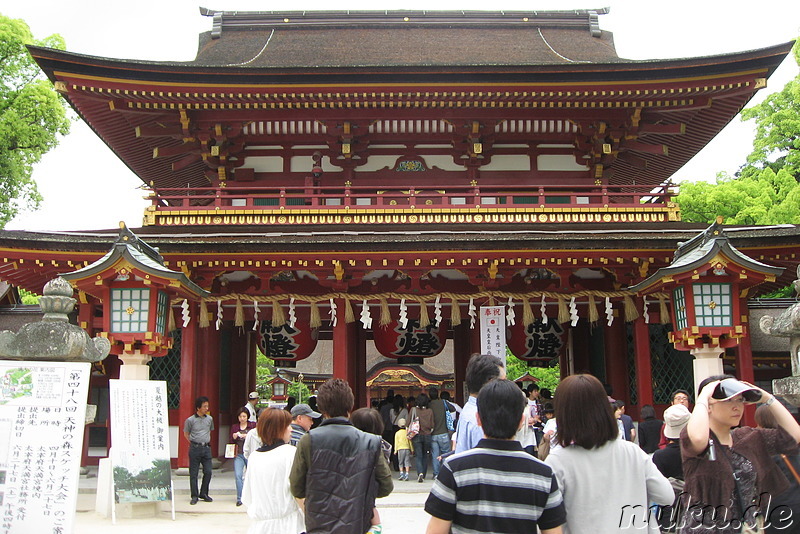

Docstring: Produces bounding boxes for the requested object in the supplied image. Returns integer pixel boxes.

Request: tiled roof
[192,9,619,68]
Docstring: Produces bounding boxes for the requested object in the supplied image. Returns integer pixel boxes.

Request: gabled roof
[628,220,785,294]
[60,223,209,299]
[25,8,793,194]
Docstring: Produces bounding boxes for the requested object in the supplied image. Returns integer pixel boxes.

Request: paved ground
[74,462,434,533]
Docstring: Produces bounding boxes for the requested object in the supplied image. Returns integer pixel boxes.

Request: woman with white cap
[680,375,800,533]
[653,403,691,481]
[653,403,692,533]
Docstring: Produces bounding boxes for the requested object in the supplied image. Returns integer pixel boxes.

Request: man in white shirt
[244,391,260,423]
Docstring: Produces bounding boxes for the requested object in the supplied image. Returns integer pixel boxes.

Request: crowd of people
[182,355,800,534]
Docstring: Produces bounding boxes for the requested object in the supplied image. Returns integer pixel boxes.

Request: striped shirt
[425,438,566,534]
[290,423,306,446]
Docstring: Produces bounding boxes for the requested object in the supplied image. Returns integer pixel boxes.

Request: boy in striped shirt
[424,379,566,534]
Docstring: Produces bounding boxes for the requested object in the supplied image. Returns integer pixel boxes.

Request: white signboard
[109,380,172,505]
[480,305,507,367]
[0,361,90,534]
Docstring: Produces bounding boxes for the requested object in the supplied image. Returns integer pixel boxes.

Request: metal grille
[149,329,181,409]
[625,324,638,405]
[650,324,694,404]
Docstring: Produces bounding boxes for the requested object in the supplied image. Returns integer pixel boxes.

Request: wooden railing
[148,182,677,212]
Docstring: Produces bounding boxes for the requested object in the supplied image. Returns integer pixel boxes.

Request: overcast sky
[3,0,799,232]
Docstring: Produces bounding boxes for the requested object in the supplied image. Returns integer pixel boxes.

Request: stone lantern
[760,266,800,405]
[60,222,208,380]
[629,219,783,394]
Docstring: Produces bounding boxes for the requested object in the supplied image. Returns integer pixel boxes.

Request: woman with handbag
[231,408,257,506]
[411,393,435,482]
[680,376,800,533]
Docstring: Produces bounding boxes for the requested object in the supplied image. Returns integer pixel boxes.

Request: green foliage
[19,288,38,304]
[255,348,273,400]
[760,285,796,298]
[288,379,310,404]
[675,40,800,228]
[505,349,561,391]
[0,14,71,228]
[676,168,800,225]
[740,40,800,179]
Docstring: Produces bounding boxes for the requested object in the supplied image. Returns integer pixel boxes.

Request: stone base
[95,458,113,518]
[115,502,158,519]
[773,376,800,407]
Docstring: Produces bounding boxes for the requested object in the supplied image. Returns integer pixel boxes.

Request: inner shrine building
[1,8,799,468]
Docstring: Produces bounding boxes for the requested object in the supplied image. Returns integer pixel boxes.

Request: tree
[19,288,38,304]
[740,41,800,179]
[0,15,71,228]
[288,379,310,404]
[505,349,561,391]
[676,167,800,225]
[254,348,273,400]
[675,40,800,226]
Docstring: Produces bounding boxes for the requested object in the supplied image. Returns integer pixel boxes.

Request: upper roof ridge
[198,7,609,38]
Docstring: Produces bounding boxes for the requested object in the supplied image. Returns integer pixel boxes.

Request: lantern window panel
[155,291,169,334]
[110,288,151,333]
[693,283,732,328]
[274,383,285,396]
[673,287,688,330]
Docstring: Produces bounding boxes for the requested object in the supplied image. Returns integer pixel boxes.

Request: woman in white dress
[242,408,305,534]
[544,374,673,534]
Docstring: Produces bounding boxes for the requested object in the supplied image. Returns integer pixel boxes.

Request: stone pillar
[118,350,151,380]
[760,291,800,406]
[690,344,724,398]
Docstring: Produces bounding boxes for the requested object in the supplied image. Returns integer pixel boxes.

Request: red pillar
[452,321,476,405]
[178,303,199,469]
[605,310,629,408]
[229,328,250,412]
[633,316,654,412]
[332,299,358,401]
[354,325,368,409]
[198,325,221,457]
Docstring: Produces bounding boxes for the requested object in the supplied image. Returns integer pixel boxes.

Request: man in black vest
[290,379,393,534]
